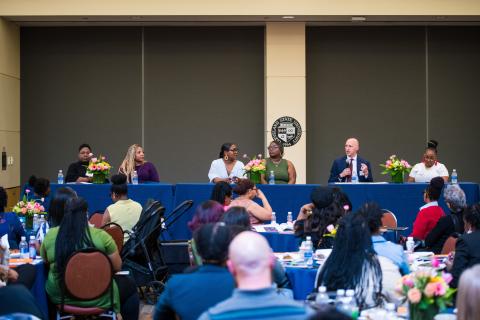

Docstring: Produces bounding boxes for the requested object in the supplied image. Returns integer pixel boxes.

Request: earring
[224,155,229,161]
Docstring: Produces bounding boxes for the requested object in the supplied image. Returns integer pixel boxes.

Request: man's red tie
[346,158,353,182]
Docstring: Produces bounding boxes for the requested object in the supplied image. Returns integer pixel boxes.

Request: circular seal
[271,116,302,147]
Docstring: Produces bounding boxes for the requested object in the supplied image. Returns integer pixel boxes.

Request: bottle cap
[306,236,312,241]
[336,289,345,296]
[408,237,413,241]
[318,286,327,293]
[346,289,355,296]
[21,236,26,241]
[59,170,62,172]
[30,235,35,240]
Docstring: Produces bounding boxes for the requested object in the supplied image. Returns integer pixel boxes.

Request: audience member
[315,212,401,309]
[0,285,44,319]
[409,177,446,240]
[407,140,449,183]
[46,187,77,229]
[0,186,25,248]
[332,187,353,213]
[261,140,296,184]
[28,176,50,200]
[119,144,159,183]
[1,243,36,289]
[456,264,480,320]
[221,206,251,230]
[199,231,313,320]
[154,223,234,320]
[450,203,480,288]
[425,184,466,253]
[295,186,343,249]
[359,202,410,275]
[210,181,233,209]
[308,307,351,320]
[41,198,139,320]
[208,142,245,183]
[328,137,373,183]
[102,174,142,242]
[230,179,272,225]
[65,143,93,183]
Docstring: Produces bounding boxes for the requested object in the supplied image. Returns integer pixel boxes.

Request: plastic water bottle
[315,286,330,306]
[33,214,39,233]
[29,236,37,259]
[287,211,293,224]
[304,236,314,267]
[345,289,359,319]
[19,236,29,259]
[451,169,458,184]
[351,175,358,183]
[268,170,275,184]
[131,170,139,185]
[406,236,415,254]
[335,289,346,309]
[57,170,64,184]
[271,211,277,225]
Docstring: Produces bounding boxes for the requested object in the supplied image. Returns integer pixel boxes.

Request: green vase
[92,173,106,184]
[409,303,439,320]
[248,171,261,184]
[25,214,33,230]
[391,171,404,183]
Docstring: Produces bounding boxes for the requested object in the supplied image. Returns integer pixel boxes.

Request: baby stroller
[121,199,193,303]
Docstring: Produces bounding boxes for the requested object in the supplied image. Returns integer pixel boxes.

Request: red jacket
[410,203,446,240]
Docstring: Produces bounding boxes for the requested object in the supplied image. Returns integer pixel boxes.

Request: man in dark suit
[328,137,373,183]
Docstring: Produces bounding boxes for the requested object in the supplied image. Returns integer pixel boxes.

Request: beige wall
[0,18,20,188]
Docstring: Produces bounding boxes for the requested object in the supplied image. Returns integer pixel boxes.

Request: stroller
[121,199,193,303]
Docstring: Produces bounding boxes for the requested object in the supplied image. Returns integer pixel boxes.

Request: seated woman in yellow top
[102,174,142,242]
[261,141,296,184]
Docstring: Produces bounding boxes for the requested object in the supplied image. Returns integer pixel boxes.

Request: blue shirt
[0,212,26,249]
[372,235,410,275]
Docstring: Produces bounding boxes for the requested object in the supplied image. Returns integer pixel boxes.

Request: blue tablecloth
[31,261,48,319]
[285,267,318,300]
[261,232,299,252]
[50,183,175,215]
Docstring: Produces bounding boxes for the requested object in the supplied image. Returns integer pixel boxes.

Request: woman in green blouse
[261,141,297,184]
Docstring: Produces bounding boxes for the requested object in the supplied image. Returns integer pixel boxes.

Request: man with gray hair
[425,184,467,253]
[199,231,312,320]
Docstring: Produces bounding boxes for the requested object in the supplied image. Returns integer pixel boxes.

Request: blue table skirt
[285,267,318,300]
[31,261,48,319]
[261,232,299,252]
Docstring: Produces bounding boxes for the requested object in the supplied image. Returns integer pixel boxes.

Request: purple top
[135,162,160,183]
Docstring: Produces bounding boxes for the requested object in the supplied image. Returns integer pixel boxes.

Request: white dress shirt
[208,158,245,182]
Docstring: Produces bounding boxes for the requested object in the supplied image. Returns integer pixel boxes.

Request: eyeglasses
[268,145,279,150]
[229,148,239,152]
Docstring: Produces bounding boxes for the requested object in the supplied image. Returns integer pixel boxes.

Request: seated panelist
[208,142,245,183]
[65,143,92,183]
[328,137,373,183]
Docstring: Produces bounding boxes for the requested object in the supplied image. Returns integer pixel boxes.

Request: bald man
[328,138,373,183]
[199,231,312,320]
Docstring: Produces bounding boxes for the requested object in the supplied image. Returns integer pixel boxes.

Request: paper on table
[0,234,9,250]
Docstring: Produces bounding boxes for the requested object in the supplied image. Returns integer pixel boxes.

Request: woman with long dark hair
[210,181,233,209]
[41,198,139,320]
[208,142,245,183]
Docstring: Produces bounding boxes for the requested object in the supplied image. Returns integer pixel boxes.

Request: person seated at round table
[407,140,449,183]
[65,143,93,183]
[102,174,142,243]
[409,177,446,241]
[208,143,245,183]
[0,187,25,249]
[119,144,159,183]
[41,198,139,320]
[260,141,296,184]
[0,243,36,289]
[294,186,344,249]
[315,212,401,309]
[456,264,480,320]
[229,179,272,225]
[210,181,233,210]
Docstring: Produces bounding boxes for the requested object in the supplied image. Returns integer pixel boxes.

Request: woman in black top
[425,184,466,254]
[65,143,92,183]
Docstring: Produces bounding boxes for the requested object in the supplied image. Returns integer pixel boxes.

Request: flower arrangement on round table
[12,189,46,230]
[380,155,412,183]
[397,258,455,320]
[243,154,266,184]
[87,155,111,184]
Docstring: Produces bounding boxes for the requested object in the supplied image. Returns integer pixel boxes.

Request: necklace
[270,158,282,167]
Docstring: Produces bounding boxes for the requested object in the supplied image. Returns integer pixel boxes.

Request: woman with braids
[294,186,343,249]
[119,144,159,183]
[41,198,139,320]
[315,212,401,310]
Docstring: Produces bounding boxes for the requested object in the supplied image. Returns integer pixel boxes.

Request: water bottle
[315,286,330,306]
[345,289,359,319]
[131,170,139,185]
[351,175,358,184]
[271,211,277,225]
[29,236,37,259]
[335,289,346,309]
[451,169,458,184]
[33,214,39,233]
[287,211,293,224]
[19,216,26,230]
[57,169,64,184]
[268,170,275,185]
[19,236,28,259]
[304,236,313,267]
[406,236,415,254]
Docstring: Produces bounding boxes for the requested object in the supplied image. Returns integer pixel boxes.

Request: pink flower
[91,157,98,163]
[407,288,422,304]
[343,204,350,211]
[431,257,440,268]
[424,283,437,298]
[91,165,97,171]
[21,207,27,214]
[39,205,45,211]
[88,153,93,157]
[442,273,453,284]
[326,224,335,233]
[402,276,414,288]
[435,282,446,296]
[25,189,30,194]
[386,160,392,167]
[101,156,106,160]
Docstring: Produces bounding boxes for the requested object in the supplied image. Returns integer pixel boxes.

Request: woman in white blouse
[408,140,449,183]
[208,142,245,183]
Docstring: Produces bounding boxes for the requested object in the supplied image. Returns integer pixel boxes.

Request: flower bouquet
[86,155,111,184]
[380,155,412,183]
[397,260,455,320]
[242,154,266,184]
[12,189,46,229]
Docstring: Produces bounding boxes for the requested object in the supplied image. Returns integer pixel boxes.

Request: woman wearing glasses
[407,140,449,183]
[261,140,296,184]
[208,142,245,183]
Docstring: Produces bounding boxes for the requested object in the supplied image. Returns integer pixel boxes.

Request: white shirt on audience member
[208,159,245,182]
[409,162,448,183]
